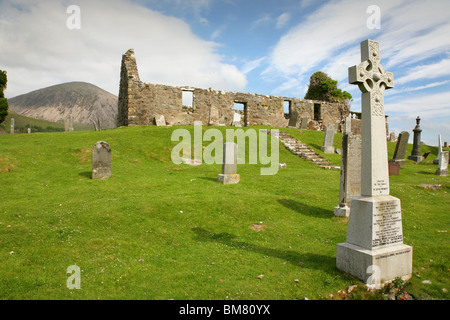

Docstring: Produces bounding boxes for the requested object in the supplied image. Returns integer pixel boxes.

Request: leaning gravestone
[217,142,240,185]
[321,125,335,154]
[391,131,409,167]
[436,151,449,176]
[300,117,308,130]
[288,110,299,128]
[92,141,112,180]
[336,40,412,288]
[334,133,362,217]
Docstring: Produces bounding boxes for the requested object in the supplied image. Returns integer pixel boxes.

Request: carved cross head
[349,39,394,116]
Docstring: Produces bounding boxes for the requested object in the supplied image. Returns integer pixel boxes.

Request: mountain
[8,82,118,129]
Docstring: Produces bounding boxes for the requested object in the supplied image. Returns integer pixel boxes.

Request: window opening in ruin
[283,100,291,119]
[182,90,194,108]
[314,103,322,121]
[234,102,248,127]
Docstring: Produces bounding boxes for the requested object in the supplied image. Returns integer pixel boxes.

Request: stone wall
[117,49,351,131]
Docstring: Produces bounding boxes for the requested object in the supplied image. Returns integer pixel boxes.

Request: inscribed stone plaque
[92,141,112,180]
[321,125,335,153]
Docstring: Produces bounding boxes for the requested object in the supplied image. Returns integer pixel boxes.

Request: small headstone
[300,117,308,130]
[407,116,423,162]
[10,118,14,135]
[344,115,352,134]
[321,125,335,154]
[444,142,449,148]
[389,132,396,142]
[288,110,299,128]
[155,114,166,126]
[436,151,449,176]
[388,160,400,176]
[334,133,362,217]
[92,141,112,180]
[27,128,31,134]
[391,131,409,167]
[217,142,240,185]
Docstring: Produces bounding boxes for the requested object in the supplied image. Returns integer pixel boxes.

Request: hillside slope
[8,82,118,129]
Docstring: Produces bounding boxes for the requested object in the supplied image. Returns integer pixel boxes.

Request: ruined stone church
[117,49,354,132]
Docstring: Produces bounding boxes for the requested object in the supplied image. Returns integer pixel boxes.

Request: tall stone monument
[407,116,423,162]
[217,142,240,185]
[334,133,362,217]
[433,134,442,165]
[92,141,112,180]
[336,40,412,287]
[10,118,14,134]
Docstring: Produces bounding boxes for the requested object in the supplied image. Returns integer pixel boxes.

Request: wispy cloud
[0,0,247,97]
[276,13,290,29]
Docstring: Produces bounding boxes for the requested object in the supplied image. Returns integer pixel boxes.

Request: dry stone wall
[117,49,351,131]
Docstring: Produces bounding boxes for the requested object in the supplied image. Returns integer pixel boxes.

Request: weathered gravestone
[10,118,14,134]
[334,133,362,217]
[391,131,409,167]
[388,161,400,176]
[433,134,442,165]
[321,124,335,154]
[92,141,112,180]
[300,117,308,130]
[436,151,449,176]
[217,142,240,185]
[336,40,412,288]
[288,110,299,128]
[407,116,423,162]
[155,114,166,126]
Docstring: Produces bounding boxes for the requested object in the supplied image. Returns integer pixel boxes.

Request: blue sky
[0,0,449,145]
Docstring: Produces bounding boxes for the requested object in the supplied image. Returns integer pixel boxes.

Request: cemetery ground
[0,125,448,300]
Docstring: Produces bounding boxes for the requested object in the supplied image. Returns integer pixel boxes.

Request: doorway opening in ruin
[182,90,194,109]
[234,102,248,127]
[314,103,322,121]
[283,100,291,119]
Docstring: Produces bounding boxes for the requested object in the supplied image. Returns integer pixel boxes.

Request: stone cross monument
[336,40,412,287]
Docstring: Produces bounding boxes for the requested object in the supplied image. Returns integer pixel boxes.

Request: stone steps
[273,130,340,170]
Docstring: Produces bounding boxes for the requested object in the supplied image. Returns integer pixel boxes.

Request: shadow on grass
[197,176,219,182]
[78,171,91,178]
[192,227,336,273]
[277,198,333,219]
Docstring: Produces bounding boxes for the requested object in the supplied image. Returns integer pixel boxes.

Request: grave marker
[334,133,362,217]
[288,110,299,128]
[433,134,442,165]
[391,131,409,167]
[300,117,308,130]
[407,116,423,162]
[10,118,14,134]
[92,141,112,180]
[436,151,449,176]
[336,40,412,287]
[217,142,240,185]
[155,114,166,126]
[321,125,335,154]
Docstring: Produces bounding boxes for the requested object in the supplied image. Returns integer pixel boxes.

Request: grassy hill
[0,125,448,300]
[0,112,93,134]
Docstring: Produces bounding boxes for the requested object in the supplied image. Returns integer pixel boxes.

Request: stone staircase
[275,130,340,170]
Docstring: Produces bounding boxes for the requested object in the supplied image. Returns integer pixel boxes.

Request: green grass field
[0,125,448,300]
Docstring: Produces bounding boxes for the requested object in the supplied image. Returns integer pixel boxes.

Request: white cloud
[241,57,266,74]
[276,13,290,29]
[0,0,247,98]
[395,59,450,85]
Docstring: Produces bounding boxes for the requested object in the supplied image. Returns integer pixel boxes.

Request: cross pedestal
[336,40,412,288]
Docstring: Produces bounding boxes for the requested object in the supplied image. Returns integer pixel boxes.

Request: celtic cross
[348,40,394,196]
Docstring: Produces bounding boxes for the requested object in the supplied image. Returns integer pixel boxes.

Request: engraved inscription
[372,200,403,247]
[373,179,388,194]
